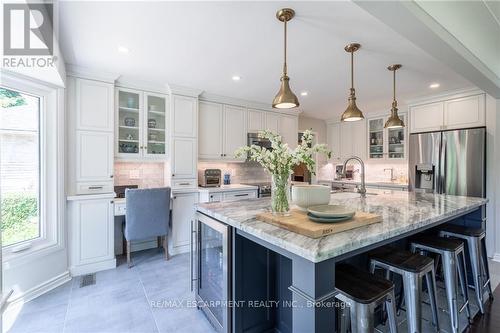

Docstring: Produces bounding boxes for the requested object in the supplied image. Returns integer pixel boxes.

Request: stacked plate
[307,205,356,223]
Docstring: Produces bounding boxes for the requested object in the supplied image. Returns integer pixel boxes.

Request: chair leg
[127,241,132,268]
[349,302,375,333]
[157,236,162,248]
[386,290,398,333]
[403,271,422,333]
[457,251,472,324]
[480,237,493,299]
[468,237,485,314]
[163,236,169,261]
[425,268,439,330]
[442,252,459,333]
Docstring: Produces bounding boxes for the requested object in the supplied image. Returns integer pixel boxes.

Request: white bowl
[291,185,331,210]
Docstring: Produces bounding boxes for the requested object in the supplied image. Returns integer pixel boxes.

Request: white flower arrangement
[235,129,331,176]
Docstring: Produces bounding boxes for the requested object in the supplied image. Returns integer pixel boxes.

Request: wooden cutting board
[256,209,382,239]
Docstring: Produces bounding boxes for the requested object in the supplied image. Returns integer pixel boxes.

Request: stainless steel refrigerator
[409,127,486,197]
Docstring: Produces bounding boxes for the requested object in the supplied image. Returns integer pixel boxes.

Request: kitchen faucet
[342,156,366,197]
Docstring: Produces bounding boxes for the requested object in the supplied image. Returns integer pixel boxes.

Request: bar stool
[369,246,440,333]
[410,235,472,333]
[335,263,398,333]
[438,224,493,314]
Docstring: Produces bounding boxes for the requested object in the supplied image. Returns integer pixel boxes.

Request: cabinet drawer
[223,190,257,201]
[76,182,114,195]
[209,192,223,202]
[171,179,197,189]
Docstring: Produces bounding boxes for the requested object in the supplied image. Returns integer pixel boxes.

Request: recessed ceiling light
[232,75,241,81]
[118,46,129,54]
[429,83,440,89]
[300,91,308,96]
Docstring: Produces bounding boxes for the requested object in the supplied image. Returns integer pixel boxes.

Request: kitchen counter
[196,190,486,263]
[319,179,409,190]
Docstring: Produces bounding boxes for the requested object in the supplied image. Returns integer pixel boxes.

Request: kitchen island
[195,190,488,333]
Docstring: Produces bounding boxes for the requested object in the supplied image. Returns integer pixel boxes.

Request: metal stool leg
[480,237,493,299]
[468,237,485,313]
[442,252,459,333]
[457,251,472,324]
[385,290,399,333]
[349,302,375,333]
[402,271,422,333]
[425,266,440,329]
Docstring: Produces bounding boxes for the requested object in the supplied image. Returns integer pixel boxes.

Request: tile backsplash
[318,161,408,183]
[198,161,271,184]
[114,162,165,188]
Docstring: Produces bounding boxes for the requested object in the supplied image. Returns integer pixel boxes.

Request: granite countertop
[196,191,487,263]
[198,184,259,193]
[319,179,409,189]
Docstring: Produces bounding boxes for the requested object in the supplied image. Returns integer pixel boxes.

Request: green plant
[1,192,39,246]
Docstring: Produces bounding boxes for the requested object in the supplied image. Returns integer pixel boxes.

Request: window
[1,87,41,247]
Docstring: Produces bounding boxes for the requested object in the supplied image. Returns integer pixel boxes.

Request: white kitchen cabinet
[172,95,197,138]
[367,114,406,160]
[68,196,116,275]
[223,105,247,160]
[351,120,366,159]
[115,88,168,160]
[409,102,444,133]
[279,115,299,149]
[74,78,114,132]
[222,190,257,202]
[327,122,341,163]
[171,192,198,254]
[172,137,197,179]
[75,131,114,194]
[247,109,265,132]
[265,113,280,132]
[443,94,485,130]
[409,93,485,133]
[199,101,223,159]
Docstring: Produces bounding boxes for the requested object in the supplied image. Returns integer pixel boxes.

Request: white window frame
[1,72,65,263]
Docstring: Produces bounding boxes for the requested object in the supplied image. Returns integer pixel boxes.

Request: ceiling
[59,1,472,120]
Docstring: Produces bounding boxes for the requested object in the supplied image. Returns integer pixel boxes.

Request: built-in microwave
[247,133,272,150]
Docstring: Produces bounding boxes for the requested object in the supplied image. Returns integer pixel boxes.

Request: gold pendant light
[341,43,364,122]
[384,64,405,129]
[272,8,299,109]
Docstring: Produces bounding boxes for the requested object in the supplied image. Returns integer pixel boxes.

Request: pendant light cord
[351,51,354,89]
[283,20,288,76]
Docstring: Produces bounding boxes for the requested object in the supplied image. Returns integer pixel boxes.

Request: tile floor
[4,251,500,333]
[3,249,216,333]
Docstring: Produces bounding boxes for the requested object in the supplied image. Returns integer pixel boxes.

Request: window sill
[3,239,64,266]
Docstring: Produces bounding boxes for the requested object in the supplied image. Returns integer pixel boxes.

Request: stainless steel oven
[192,213,232,333]
[247,133,272,150]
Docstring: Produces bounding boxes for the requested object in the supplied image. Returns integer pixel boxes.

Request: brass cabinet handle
[110,175,114,178]
[88,186,103,190]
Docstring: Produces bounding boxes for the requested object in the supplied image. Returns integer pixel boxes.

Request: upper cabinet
[265,113,280,133]
[75,78,114,132]
[279,115,299,149]
[223,105,247,160]
[367,114,406,160]
[409,93,485,134]
[172,95,197,137]
[327,120,366,163]
[115,87,169,160]
[327,122,341,163]
[247,109,265,132]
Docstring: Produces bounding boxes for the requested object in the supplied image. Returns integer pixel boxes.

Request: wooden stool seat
[438,224,485,237]
[410,235,464,252]
[336,263,394,304]
[369,246,433,273]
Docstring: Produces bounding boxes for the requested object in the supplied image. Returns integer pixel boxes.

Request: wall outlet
[129,169,140,179]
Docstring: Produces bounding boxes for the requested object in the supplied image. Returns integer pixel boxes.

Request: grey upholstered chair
[124,187,171,267]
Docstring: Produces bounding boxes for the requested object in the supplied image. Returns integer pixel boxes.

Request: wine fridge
[192,213,232,333]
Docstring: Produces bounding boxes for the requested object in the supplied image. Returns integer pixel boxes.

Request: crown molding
[200,92,302,116]
[65,64,119,83]
[167,83,203,97]
[405,87,484,106]
[115,77,167,95]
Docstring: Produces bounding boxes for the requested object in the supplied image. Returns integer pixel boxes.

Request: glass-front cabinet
[367,114,406,160]
[116,88,168,159]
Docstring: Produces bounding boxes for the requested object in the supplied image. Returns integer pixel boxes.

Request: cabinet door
[199,101,223,159]
[76,131,113,183]
[75,78,114,132]
[116,88,143,158]
[171,137,197,179]
[368,118,384,159]
[144,92,168,158]
[72,199,114,265]
[223,105,247,160]
[265,113,280,132]
[247,109,264,132]
[172,95,197,137]
[279,115,299,149]
[409,102,444,133]
[340,122,353,160]
[387,114,406,159]
[327,122,341,162]
[444,94,485,130]
[351,120,366,159]
[172,192,198,249]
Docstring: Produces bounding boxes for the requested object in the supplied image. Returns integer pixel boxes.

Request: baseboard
[7,271,71,309]
[70,258,117,276]
[170,244,190,256]
[492,253,500,263]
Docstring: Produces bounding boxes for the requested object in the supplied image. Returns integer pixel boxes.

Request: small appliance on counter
[223,172,231,185]
[198,169,222,187]
[114,185,138,198]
